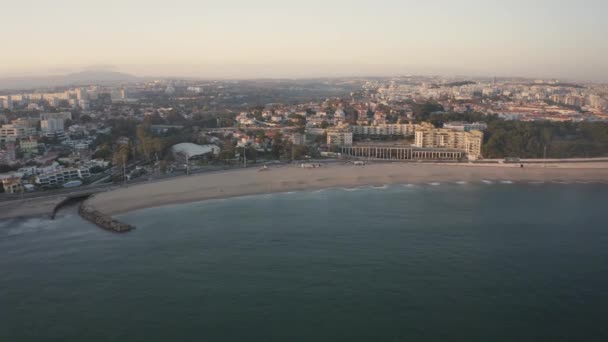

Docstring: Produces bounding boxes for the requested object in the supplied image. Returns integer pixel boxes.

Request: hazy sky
[2,0,607,80]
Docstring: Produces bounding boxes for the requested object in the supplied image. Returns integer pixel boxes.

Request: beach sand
[87,162,608,216]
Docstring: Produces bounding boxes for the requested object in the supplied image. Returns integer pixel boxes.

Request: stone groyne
[78,202,135,233]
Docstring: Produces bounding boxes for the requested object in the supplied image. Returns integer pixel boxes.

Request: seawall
[78,201,135,233]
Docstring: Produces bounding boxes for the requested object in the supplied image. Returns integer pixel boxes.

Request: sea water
[2,184,608,341]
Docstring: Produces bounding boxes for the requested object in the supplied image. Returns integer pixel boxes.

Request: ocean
[2,183,608,341]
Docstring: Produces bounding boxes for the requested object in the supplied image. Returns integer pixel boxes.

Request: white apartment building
[414,127,483,160]
[352,123,419,136]
[327,130,353,146]
[41,118,65,136]
[35,167,91,188]
[443,122,488,132]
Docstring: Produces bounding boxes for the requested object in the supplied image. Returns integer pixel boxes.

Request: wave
[500,180,514,184]
[401,184,416,188]
[455,181,468,185]
[2,217,57,237]
[481,180,494,184]
[371,185,389,190]
[343,187,361,192]
[428,182,441,186]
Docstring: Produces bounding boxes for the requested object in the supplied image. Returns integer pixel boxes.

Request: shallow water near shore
[2,184,608,341]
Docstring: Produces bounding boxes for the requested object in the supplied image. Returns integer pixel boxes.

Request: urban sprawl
[1,76,608,195]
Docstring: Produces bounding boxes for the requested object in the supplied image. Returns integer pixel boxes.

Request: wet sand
[87,162,608,216]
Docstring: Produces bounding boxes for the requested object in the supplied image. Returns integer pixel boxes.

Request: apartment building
[0,123,36,142]
[19,139,39,154]
[352,123,420,136]
[35,167,91,187]
[0,173,23,194]
[443,122,488,132]
[415,127,483,160]
[41,118,65,136]
[327,129,353,146]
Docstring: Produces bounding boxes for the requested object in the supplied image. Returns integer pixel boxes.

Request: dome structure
[171,143,220,158]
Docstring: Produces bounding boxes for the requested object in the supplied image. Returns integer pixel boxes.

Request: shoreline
[87,162,608,217]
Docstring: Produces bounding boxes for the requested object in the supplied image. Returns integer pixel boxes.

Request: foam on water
[1,217,57,237]
[371,185,389,190]
[500,180,514,184]
[481,180,494,184]
[428,182,441,186]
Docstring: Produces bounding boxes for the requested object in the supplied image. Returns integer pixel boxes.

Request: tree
[112,144,131,167]
[320,121,329,129]
[93,144,112,160]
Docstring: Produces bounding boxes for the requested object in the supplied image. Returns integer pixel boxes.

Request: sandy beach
[86,162,608,216]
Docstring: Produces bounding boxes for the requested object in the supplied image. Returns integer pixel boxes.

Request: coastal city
[4,1,608,341]
[1,75,608,195]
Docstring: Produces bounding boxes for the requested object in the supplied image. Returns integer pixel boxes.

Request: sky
[2,0,608,81]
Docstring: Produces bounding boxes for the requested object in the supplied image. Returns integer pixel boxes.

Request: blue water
[2,183,608,341]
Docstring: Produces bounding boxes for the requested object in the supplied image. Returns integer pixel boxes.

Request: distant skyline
[2,0,608,81]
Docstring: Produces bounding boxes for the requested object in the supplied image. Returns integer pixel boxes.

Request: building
[0,118,37,142]
[19,138,39,155]
[352,123,419,136]
[41,118,65,136]
[150,125,185,134]
[75,88,88,101]
[4,96,13,110]
[327,129,353,146]
[0,142,17,164]
[414,127,483,160]
[443,122,488,132]
[290,133,306,145]
[78,99,90,110]
[0,173,23,194]
[35,167,91,188]
[171,143,221,159]
[40,112,72,121]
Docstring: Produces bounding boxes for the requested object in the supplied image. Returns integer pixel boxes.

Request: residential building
[40,112,72,121]
[35,167,91,188]
[290,133,306,145]
[0,142,17,164]
[20,138,39,154]
[414,127,483,160]
[327,129,353,146]
[0,123,36,142]
[41,118,65,136]
[443,122,488,132]
[0,173,23,194]
[352,123,419,136]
